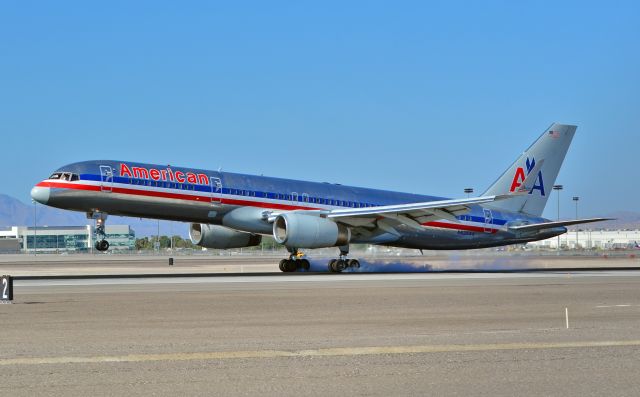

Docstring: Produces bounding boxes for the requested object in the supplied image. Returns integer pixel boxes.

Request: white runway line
[14,270,640,288]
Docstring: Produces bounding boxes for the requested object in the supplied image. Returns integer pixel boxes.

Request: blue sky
[1,1,638,220]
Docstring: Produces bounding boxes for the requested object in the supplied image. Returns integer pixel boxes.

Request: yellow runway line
[3,340,640,366]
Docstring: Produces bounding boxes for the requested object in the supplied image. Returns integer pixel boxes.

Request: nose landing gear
[89,211,110,252]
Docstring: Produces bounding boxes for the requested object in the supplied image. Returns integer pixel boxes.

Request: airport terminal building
[526,229,640,250]
[0,225,135,253]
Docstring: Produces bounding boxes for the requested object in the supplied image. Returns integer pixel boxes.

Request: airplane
[30,123,609,272]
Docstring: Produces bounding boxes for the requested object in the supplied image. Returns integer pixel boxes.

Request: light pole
[553,185,563,252]
[157,219,160,254]
[573,196,580,249]
[464,188,474,198]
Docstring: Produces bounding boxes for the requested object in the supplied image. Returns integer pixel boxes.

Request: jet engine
[189,224,262,249]
[273,213,350,248]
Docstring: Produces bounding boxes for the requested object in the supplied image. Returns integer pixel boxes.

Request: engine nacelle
[189,223,262,249]
[273,213,350,248]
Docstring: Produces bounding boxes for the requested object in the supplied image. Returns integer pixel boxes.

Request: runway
[2,265,640,396]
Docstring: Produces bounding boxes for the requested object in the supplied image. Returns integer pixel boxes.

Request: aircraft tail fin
[482,123,577,217]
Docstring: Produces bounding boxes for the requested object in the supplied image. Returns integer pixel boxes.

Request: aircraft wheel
[300,259,310,271]
[95,239,109,252]
[330,259,345,273]
[284,260,297,272]
[279,259,288,272]
[349,259,360,269]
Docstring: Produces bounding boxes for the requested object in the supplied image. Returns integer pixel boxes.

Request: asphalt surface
[2,262,640,395]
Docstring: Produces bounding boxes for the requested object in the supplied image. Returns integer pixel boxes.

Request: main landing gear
[277,246,361,273]
[279,249,310,272]
[90,211,110,252]
[328,258,360,273]
[328,246,359,273]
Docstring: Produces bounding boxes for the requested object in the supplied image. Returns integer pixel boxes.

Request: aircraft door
[483,208,493,233]
[210,177,222,204]
[99,165,113,193]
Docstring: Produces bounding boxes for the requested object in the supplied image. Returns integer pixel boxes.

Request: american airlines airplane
[31,123,608,272]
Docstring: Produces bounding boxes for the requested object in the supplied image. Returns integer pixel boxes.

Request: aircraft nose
[30,185,50,205]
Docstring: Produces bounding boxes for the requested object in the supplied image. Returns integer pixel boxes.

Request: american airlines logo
[509,157,545,196]
[119,163,210,185]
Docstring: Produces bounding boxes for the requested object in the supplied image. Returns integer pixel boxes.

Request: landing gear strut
[89,211,110,252]
[278,248,310,272]
[328,245,360,273]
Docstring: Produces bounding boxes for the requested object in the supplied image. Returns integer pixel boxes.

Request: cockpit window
[49,172,79,181]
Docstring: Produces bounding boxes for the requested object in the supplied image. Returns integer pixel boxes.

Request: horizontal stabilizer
[508,218,613,232]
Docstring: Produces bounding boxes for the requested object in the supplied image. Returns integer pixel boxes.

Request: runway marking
[15,270,640,288]
[3,340,640,366]
[595,304,637,308]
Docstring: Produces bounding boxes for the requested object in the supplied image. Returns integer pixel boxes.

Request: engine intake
[273,213,350,248]
[189,223,262,249]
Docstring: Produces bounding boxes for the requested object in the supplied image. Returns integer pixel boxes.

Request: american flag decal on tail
[548,130,560,139]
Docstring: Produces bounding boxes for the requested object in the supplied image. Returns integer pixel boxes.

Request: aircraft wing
[321,194,518,230]
[266,165,538,230]
[507,218,612,232]
[324,158,543,224]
